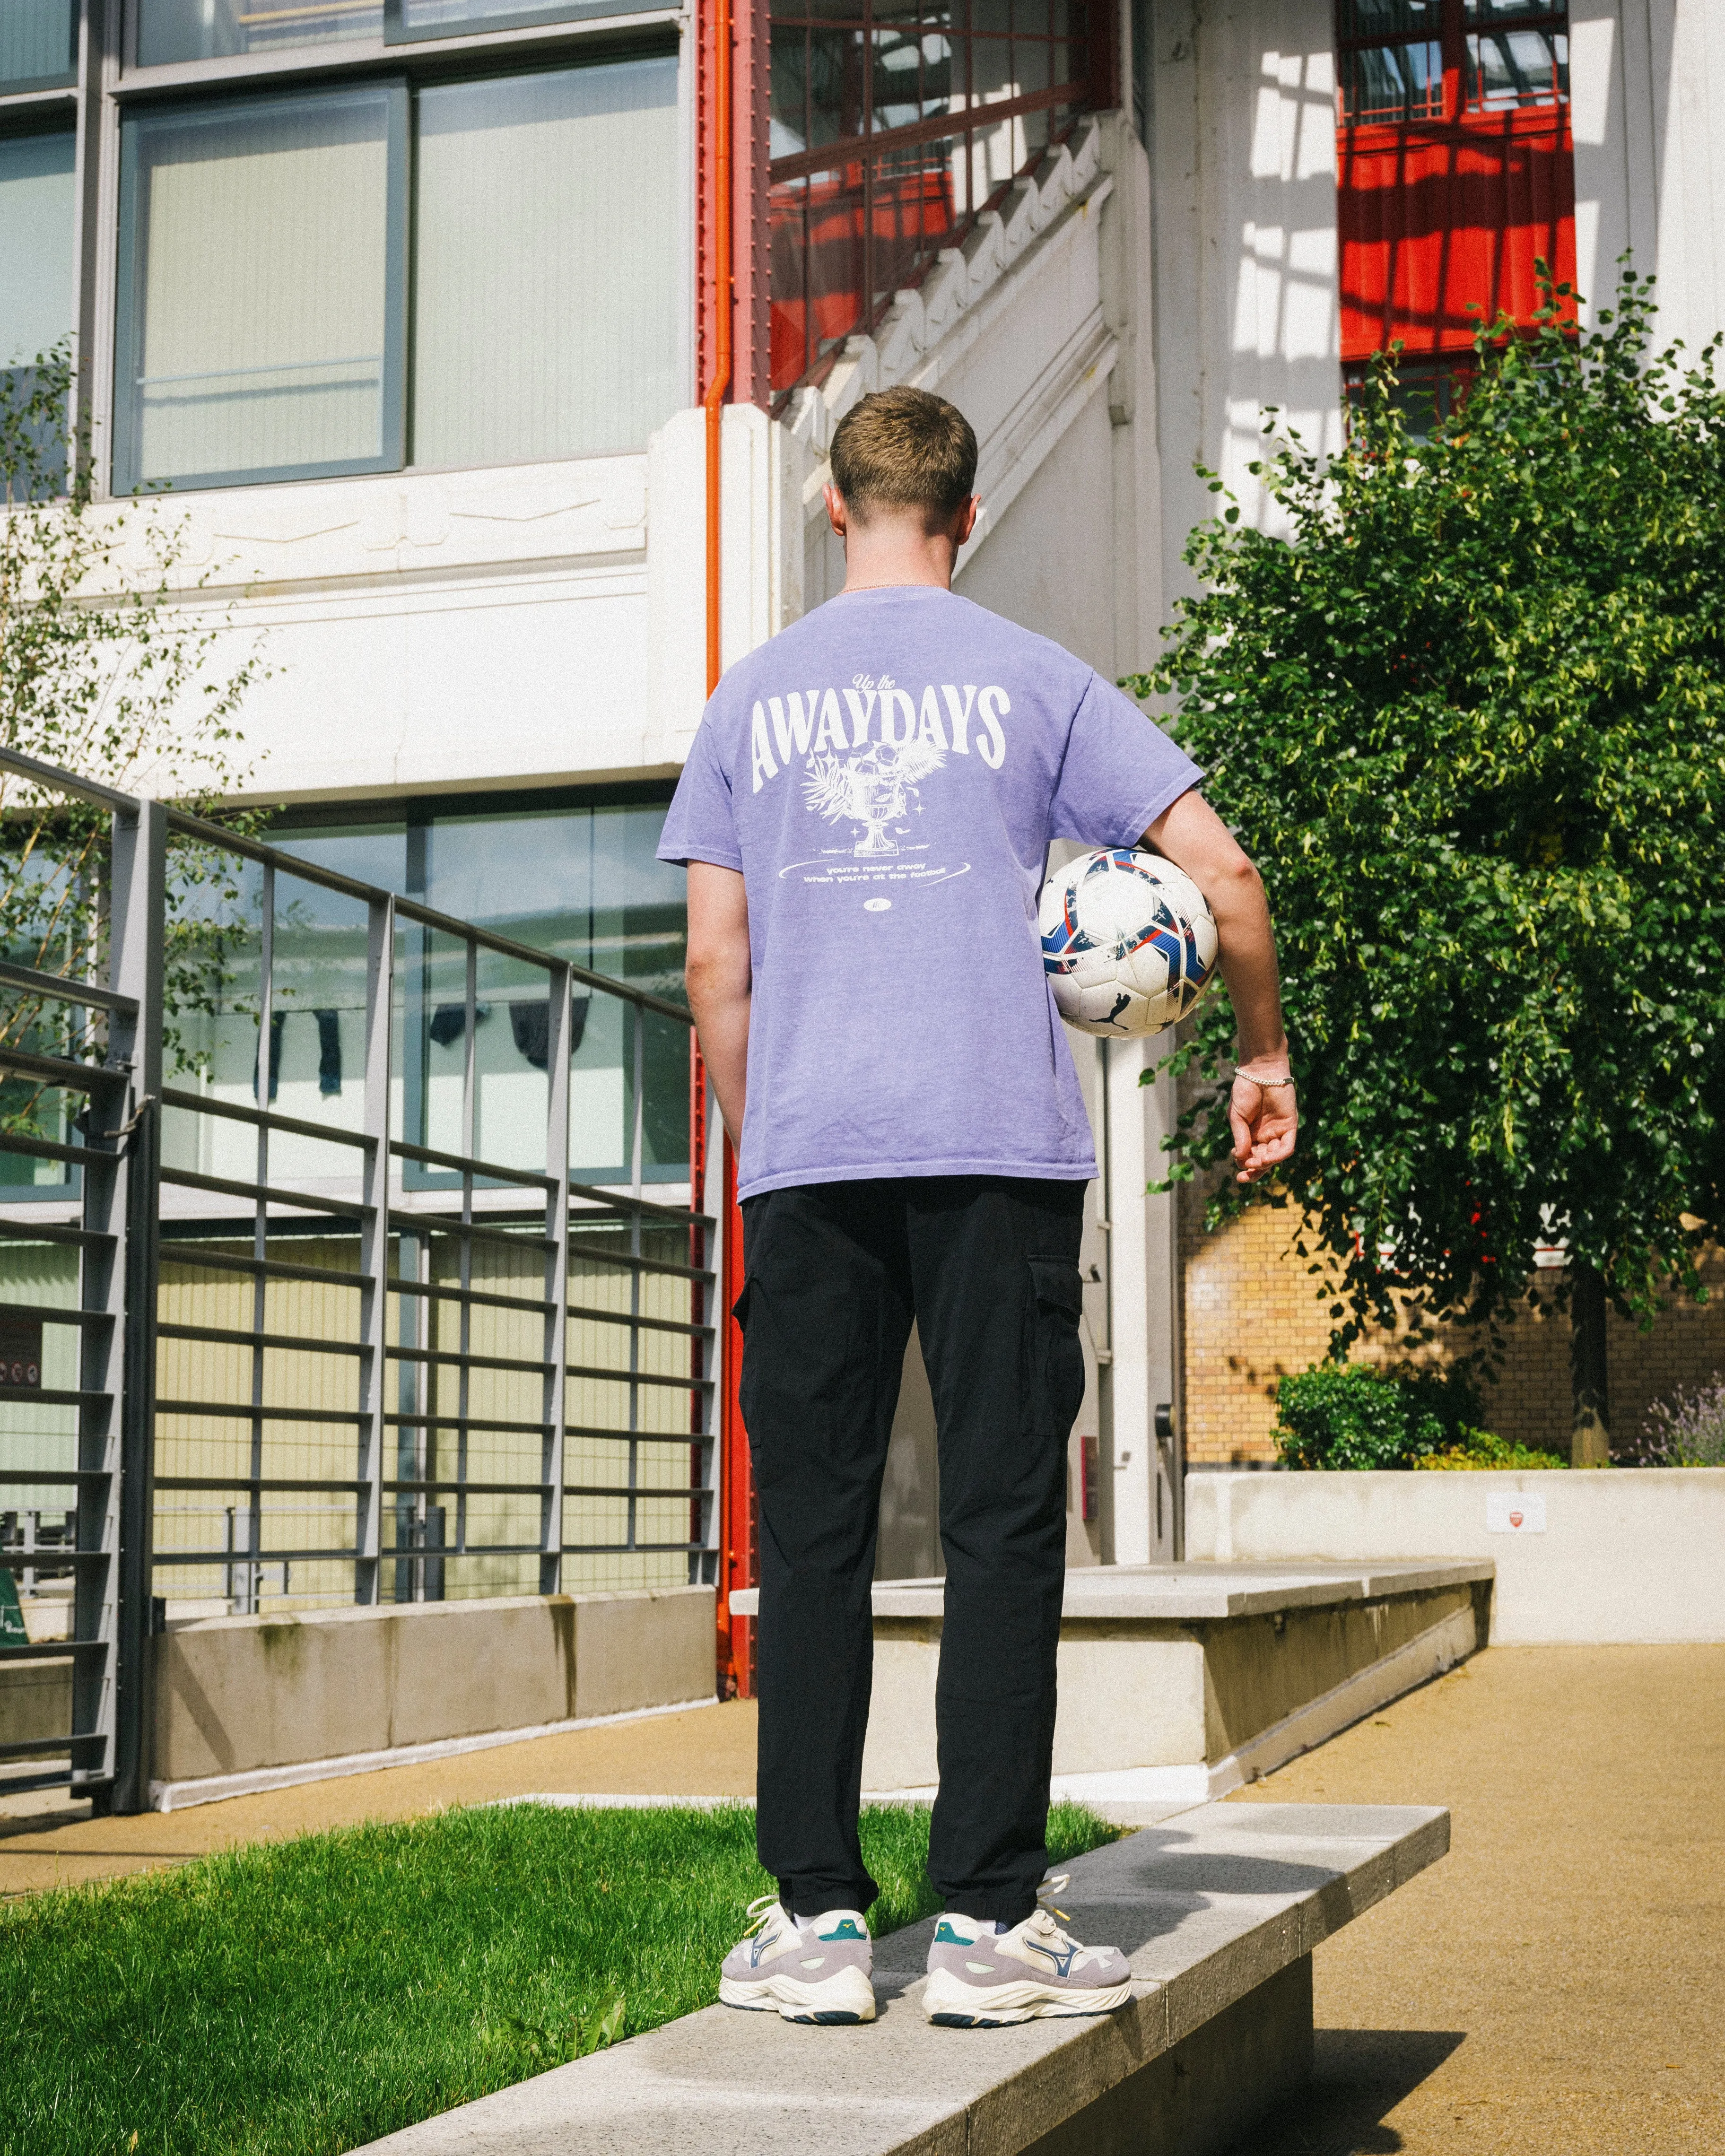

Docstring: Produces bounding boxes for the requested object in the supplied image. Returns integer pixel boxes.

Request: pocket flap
[1028,1257,1084,1316]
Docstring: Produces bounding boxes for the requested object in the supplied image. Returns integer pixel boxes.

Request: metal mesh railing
[0,749,716,1808]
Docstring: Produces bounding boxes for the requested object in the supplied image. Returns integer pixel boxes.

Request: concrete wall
[1148,0,1343,594]
[150,1585,714,1784]
[860,1575,1483,1787]
[1186,1470,1725,1642]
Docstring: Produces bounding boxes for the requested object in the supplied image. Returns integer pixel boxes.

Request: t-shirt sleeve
[656,705,743,871]
[1048,673,1204,847]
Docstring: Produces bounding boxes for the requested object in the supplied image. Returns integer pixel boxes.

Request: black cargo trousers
[735,1174,1088,1927]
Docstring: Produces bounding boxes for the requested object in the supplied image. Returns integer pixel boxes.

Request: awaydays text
[749,678,1010,791]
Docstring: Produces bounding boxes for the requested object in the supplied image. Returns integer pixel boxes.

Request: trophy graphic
[804,739,945,858]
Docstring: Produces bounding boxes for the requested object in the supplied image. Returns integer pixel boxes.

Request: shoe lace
[1031,1875,1111,1974]
[741,1893,783,1939]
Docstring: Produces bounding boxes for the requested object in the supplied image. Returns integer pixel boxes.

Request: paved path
[1219,1643,1725,2156]
[0,1698,758,1895]
[5,1643,1720,2156]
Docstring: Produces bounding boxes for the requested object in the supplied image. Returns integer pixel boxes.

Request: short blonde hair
[828,386,978,523]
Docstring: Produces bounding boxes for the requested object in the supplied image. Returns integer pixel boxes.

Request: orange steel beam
[705,0,733,697]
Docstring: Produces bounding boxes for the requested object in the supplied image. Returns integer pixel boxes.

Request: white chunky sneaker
[719,1895,877,2024]
[923,1876,1132,2026]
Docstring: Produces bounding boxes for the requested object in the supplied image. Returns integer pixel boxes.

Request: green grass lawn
[0,1800,1115,2156]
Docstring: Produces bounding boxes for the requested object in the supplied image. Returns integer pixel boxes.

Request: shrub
[1414,1428,1568,1471]
[1273,1362,1480,1471]
[1633,1377,1725,1467]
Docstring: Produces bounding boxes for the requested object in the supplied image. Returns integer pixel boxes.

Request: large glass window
[390,0,637,37]
[0,2,77,94]
[114,55,679,492]
[138,0,381,65]
[135,0,662,67]
[413,58,679,466]
[253,794,690,1185]
[115,87,405,490]
[0,130,76,406]
[769,0,1100,399]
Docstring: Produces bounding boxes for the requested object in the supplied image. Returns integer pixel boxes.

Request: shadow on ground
[1217,2030,1466,2156]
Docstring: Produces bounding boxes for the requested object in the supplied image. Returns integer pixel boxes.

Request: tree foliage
[0,348,264,1131]
[1126,275,1725,1361]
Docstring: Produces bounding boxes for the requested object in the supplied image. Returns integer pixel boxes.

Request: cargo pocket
[1025,1256,1087,1435]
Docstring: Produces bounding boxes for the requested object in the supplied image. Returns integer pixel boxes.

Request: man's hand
[1228,1075,1297,1184]
[1143,788,1297,1184]
[685,862,751,1145]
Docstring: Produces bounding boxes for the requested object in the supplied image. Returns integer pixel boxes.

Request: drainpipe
[703,0,753,1697]
[705,0,733,698]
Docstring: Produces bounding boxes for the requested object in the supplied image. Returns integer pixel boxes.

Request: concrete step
[352,1800,1449,2156]
[735,1561,1493,1800]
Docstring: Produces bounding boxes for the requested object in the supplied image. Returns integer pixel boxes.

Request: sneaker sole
[719,1967,877,2025]
[923,1969,1132,2026]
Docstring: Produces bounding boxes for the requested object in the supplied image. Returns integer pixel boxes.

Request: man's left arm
[1142,789,1296,1185]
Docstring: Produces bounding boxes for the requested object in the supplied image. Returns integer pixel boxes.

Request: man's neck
[838,516,960,595]
[839,556,955,595]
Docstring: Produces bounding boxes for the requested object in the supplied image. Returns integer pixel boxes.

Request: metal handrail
[0,742,720,1817]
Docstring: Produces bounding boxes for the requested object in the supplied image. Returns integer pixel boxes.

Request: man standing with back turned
[659,387,1295,2029]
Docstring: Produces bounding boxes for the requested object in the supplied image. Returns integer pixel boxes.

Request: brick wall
[1180,1183,1725,1464]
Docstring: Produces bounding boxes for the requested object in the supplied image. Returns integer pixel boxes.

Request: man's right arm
[685,861,752,1146]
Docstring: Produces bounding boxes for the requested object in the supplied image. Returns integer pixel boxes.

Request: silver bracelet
[1234,1068,1295,1092]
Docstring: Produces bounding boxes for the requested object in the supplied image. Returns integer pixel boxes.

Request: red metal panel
[1339,108,1576,360]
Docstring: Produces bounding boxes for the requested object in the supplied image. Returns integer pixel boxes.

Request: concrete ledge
[149,1696,719,1813]
[350,1800,1449,2156]
[1186,1469,1725,1643]
[732,1564,1491,1791]
[150,1587,715,1787]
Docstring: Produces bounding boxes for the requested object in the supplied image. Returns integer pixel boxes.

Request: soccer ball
[1038,848,1219,1036]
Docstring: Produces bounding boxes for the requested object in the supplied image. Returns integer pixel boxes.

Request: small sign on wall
[1486,1491,1546,1534]
[0,1317,42,1390]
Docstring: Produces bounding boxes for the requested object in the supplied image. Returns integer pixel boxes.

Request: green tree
[1127,275,1725,1463]
[0,348,264,1153]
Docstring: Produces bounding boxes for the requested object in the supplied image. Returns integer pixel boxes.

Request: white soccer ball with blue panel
[1038,847,1220,1036]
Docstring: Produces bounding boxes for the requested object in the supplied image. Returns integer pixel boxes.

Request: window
[115,87,405,490]
[135,0,663,66]
[0,2,77,94]
[1336,0,1443,126]
[137,0,380,64]
[1465,0,1568,112]
[389,0,652,40]
[1335,0,1573,364]
[769,0,1103,398]
[113,54,679,492]
[1337,0,1566,126]
[257,793,690,1184]
[413,59,680,466]
[0,130,77,403]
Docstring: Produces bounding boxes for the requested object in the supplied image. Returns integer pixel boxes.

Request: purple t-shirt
[658,585,1202,1200]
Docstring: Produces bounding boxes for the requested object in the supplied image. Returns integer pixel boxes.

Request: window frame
[111,78,411,495]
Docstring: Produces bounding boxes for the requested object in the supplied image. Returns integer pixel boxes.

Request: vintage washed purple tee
[658,585,1202,1200]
